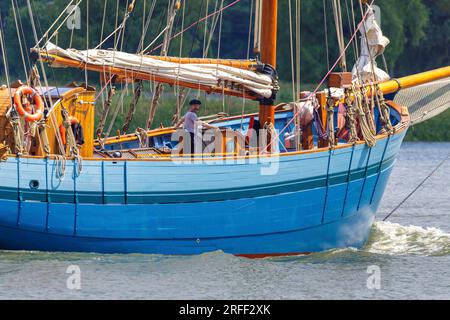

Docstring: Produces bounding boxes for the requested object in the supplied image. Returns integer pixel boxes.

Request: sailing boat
[0,0,449,257]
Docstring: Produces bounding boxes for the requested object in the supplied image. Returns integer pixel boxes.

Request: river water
[0,142,449,299]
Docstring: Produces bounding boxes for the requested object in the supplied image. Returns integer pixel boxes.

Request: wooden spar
[36,51,257,70]
[363,66,450,96]
[36,52,259,100]
[145,56,258,70]
[378,66,450,95]
[258,0,278,127]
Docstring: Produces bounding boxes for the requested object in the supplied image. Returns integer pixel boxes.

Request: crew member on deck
[176,99,219,154]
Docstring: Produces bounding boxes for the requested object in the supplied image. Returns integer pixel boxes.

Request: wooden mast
[259,0,278,127]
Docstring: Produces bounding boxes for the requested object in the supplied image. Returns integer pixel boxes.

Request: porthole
[29,180,39,190]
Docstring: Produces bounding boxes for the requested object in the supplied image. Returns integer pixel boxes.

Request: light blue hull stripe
[0,131,405,255]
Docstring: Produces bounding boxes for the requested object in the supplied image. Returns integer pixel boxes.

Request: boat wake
[363,221,450,256]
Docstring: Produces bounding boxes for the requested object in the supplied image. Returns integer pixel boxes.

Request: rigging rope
[262,0,376,154]
[172,0,205,126]
[217,0,225,115]
[344,0,358,62]
[352,85,376,147]
[75,154,83,177]
[350,0,359,59]
[13,0,33,72]
[95,0,132,50]
[106,83,128,138]
[323,0,330,71]
[26,0,67,156]
[40,0,83,49]
[203,0,210,56]
[61,105,79,158]
[138,0,157,52]
[170,0,223,125]
[383,153,450,221]
[122,81,142,134]
[344,89,358,143]
[175,0,186,119]
[253,0,262,58]
[99,0,108,48]
[187,0,204,56]
[85,0,89,86]
[10,0,29,80]
[203,0,221,57]
[37,119,50,156]
[96,74,117,135]
[376,89,393,134]
[0,14,25,155]
[288,0,296,102]
[0,14,12,101]
[146,0,180,130]
[358,0,378,84]
[332,0,347,71]
[122,0,156,133]
[69,7,75,48]
[35,0,77,47]
[239,0,254,132]
[147,0,241,54]
[326,98,337,146]
[295,0,301,95]
[54,155,66,181]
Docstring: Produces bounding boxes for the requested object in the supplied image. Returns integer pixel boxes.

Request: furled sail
[352,5,390,84]
[39,43,276,99]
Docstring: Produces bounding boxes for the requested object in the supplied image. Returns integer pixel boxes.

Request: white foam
[364,221,450,256]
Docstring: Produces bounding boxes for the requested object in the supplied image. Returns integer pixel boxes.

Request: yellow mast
[258,0,278,127]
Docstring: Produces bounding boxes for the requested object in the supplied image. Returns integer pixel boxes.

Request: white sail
[352,6,390,84]
[44,43,275,98]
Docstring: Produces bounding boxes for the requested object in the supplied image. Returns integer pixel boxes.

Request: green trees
[0,0,447,82]
[0,0,448,139]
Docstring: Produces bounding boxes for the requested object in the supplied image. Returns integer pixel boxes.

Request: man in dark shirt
[176,99,219,154]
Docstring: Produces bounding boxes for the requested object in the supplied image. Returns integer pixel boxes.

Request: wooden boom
[35,50,262,101]
[145,56,258,70]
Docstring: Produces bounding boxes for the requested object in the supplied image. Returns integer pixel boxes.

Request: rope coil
[54,154,67,181]
[352,86,376,147]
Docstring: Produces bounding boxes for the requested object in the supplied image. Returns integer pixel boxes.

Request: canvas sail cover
[394,77,450,125]
[352,6,390,84]
[43,43,275,99]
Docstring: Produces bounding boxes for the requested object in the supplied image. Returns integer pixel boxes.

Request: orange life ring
[13,86,45,122]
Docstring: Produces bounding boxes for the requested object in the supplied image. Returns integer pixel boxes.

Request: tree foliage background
[1,0,449,81]
[0,0,449,139]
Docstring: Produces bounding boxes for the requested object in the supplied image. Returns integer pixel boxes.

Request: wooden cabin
[0,82,95,157]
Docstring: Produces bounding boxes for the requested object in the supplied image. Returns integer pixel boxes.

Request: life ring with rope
[13,86,45,122]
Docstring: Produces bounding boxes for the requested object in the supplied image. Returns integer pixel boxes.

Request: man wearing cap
[176,99,219,154]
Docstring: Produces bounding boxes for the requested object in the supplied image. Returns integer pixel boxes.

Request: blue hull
[0,131,405,256]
